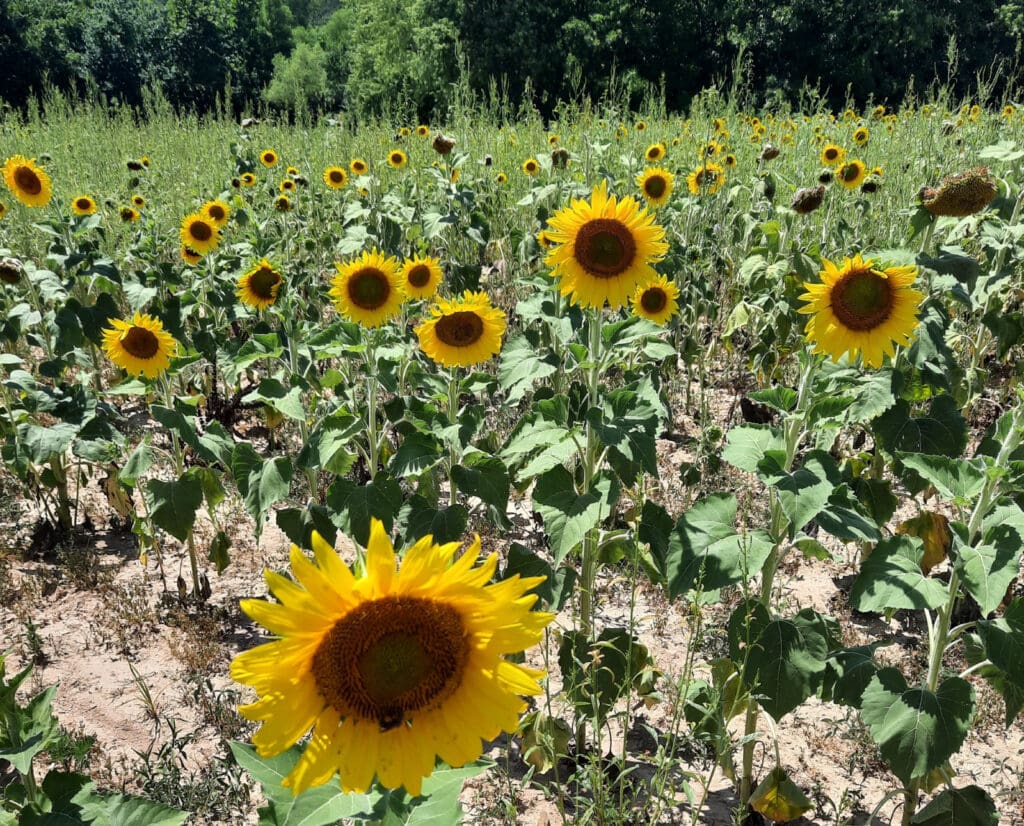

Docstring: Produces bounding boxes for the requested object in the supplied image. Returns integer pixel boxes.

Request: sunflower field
[2,94,1024,826]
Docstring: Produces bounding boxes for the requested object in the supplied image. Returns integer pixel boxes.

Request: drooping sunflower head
[634,120,647,132]
[644,143,666,163]
[202,199,231,227]
[324,166,348,189]
[230,520,552,797]
[522,158,540,176]
[120,206,140,223]
[636,167,675,207]
[3,155,52,208]
[853,126,870,146]
[329,249,405,327]
[275,194,292,212]
[921,166,998,217]
[387,149,408,169]
[820,143,846,167]
[0,256,23,285]
[798,254,925,369]
[686,162,725,196]
[790,184,826,215]
[71,195,97,216]
[260,149,279,168]
[102,312,178,379]
[399,254,443,300]
[238,258,284,310]
[416,291,507,367]
[544,180,669,310]
[132,194,146,209]
[350,158,369,175]
[631,275,680,326]
[432,134,456,155]
[836,159,867,190]
[179,212,220,253]
[241,172,257,187]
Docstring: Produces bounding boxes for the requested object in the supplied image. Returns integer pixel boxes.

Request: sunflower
[644,143,666,163]
[181,246,202,265]
[853,126,870,146]
[686,162,725,195]
[329,249,404,327]
[102,312,178,379]
[179,212,220,254]
[416,124,430,137]
[544,180,668,310]
[399,254,443,300]
[275,195,292,212]
[238,258,284,310]
[132,194,146,209]
[836,159,867,190]
[351,158,369,175]
[260,149,279,168]
[700,140,722,159]
[548,134,560,146]
[286,166,299,177]
[636,167,674,207]
[634,120,647,131]
[387,150,408,169]
[798,254,924,369]
[71,195,97,216]
[2,155,52,207]
[724,153,737,168]
[522,158,540,176]
[120,206,140,223]
[230,520,550,797]
[202,199,230,227]
[713,117,727,133]
[416,291,507,367]
[280,179,296,192]
[496,172,508,185]
[140,156,151,168]
[631,274,680,326]
[820,143,846,167]
[0,202,6,220]
[241,172,257,187]
[324,166,348,189]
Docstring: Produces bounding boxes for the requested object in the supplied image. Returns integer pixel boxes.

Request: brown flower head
[432,134,456,155]
[921,167,998,217]
[791,185,826,215]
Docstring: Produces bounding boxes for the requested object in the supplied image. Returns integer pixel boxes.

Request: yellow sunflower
[281,179,296,192]
[686,162,725,195]
[496,172,508,185]
[241,172,257,187]
[120,206,140,223]
[102,312,178,379]
[202,199,231,227]
[2,155,52,208]
[522,158,540,176]
[230,520,550,797]
[836,159,867,190]
[700,140,722,159]
[286,166,300,177]
[181,246,202,265]
[631,274,680,326]
[351,158,369,175]
[798,254,925,369]
[644,143,665,162]
[275,195,292,212]
[416,124,430,137]
[388,150,408,169]
[260,149,279,168]
[853,126,870,146]
[0,202,7,220]
[820,144,846,167]
[132,194,146,209]
[634,120,647,132]
[324,166,348,189]
[724,153,737,168]
[329,249,405,327]
[416,291,507,367]
[399,254,443,300]
[71,195,97,216]
[536,229,556,250]
[544,180,668,310]
[636,167,674,207]
[179,212,220,254]
[548,134,560,146]
[238,258,284,310]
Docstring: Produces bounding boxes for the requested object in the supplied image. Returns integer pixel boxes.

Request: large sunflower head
[836,159,867,190]
[71,195,97,216]
[820,143,846,167]
[544,180,669,310]
[631,275,680,326]
[636,167,675,207]
[416,291,507,368]
[324,166,348,189]
[238,258,284,310]
[329,249,405,327]
[102,312,178,378]
[686,162,725,195]
[202,199,231,227]
[387,149,408,169]
[230,520,551,797]
[399,254,443,300]
[179,212,220,254]
[3,155,52,208]
[798,254,925,369]
[260,149,279,168]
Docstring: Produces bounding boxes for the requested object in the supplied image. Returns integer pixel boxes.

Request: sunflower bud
[0,256,23,285]
[432,133,456,155]
[790,184,826,214]
[760,142,780,161]
[551,147,570,168]
[921,166,998,217]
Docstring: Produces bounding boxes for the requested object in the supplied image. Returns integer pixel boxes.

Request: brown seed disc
[250,266,281,300]
[644,177,667,199]
[347,268,391,309]
[122,326,160,359]
[640,286,668,314]
[573,218,637,278]
[435,311,484,347]
[189,221,213,242]
[406,264,431,288]
[14,166,42,196]
[830,269,894,331]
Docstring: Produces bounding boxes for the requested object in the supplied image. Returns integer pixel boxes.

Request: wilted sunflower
[0,256,22,284]
[545,180,668,310]
[3,155,52,207]
[120,206,140,223]
[636,167,674,207]
[181,246,202,265]
[241,172,257,187]
[275,195,292,212]
[71,195,97,216]
[836,159,867,190]
[920,166,998,216]
[280,179,296,192]
[853,126,870,146]
[230,520,551,797]
[329,249,404,327]
[203,199,231,227]
[399,254,443,300]
[631,275,680,326]
[260,149,279,168]
[686,162,725,195]
[644,143,666,163]
[132,194,146,209]
[179,212,220,253]
[350,158,369,175]
[522,158,540,176]
[238,258,283,310]
[798,254,924,369]
[324,166,348,189]
[102,312,178,378]
[416,124,430,137]
[416,291,507,367]
[820,144,846,167]
[387,150,408,169]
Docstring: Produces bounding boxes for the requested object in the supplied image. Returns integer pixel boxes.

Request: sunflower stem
[365,336,379,481]
[447,369,461,507]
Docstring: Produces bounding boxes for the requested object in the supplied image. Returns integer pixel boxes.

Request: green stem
[287,321,320,499]
[447,370,460,507]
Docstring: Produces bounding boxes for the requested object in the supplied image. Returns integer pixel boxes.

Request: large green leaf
[821,642,889,709]
[531,466,618,565]
[954,522,1022,616]
[451,453,510,517]
[898,454,986,506]
[390,432,445,477]
[497,333,559,405]
[243,378,307,421]
[17,422,79,463]
[849,536,948,613]
[559,627,640,723]
[326,474,403,547]
[399,496,468,545]
[909,785,998,826]
[406,763,489,826]
[587,388,660,481]
[721,425,785,473]
[976,599,1024,689]
[872,396,967,458]
[500,418,580,482]
[144,471,203,542]
[757,450,841,536]
[860,670,974,786]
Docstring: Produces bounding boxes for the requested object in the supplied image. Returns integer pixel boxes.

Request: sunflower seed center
[14,166,42,196]
[831,269,894,331]
[348,268,391,309]
[122,326,160,359]
[435,311,484,347]
[406,264,431,288]
[644,176,667,198]
[190,220,213,242]
[76,198,92,211]
[251,266,281,300]
[329,170,344,184]
[640,286,668,314]
[574,218,636,277]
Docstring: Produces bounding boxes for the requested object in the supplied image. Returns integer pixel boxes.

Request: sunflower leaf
[531,466,618,566]
[145,471,203,542]
[850,535,948,612]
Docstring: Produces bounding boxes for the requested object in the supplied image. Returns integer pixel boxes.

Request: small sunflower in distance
[179,212,220,254]
[3,155,52,207]
[324,166,348,189]
[631,274,680,326]
[274,194,292,212]
[181,246,202,265]
[417,291,507,367]
[388,149,408,169]
[350,158,369,175]
[798,254,924,369]
[280,179,296,193]
[120,206,140,223]
[102,312,178,379]
[545,179,668,310]
[644,143,665,163]
[260,149,279,167]
[416,124,430,137]
[238,259,283,310]
[71,195,97,216]
[836,159,867,190]
[496,172,508,185]
[329,249,404,327]
[686,162,725,195]
[636,167,674,207]
[522,158,540,176]
[132,194,146,209]
[230,520,551,797]
[240,172,257,187]
[853,126,870,146]
[820,144,846,167]
[399,254,443,300]
[202,199,230,227]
